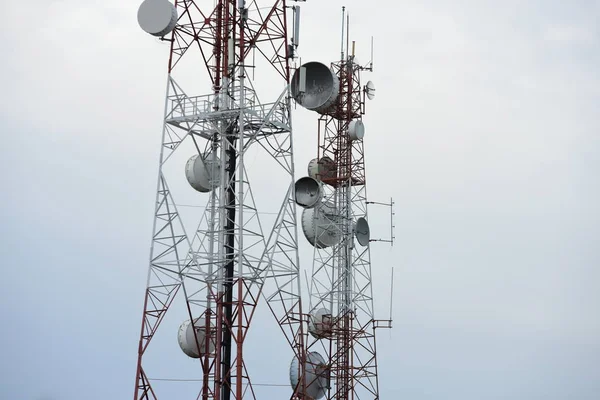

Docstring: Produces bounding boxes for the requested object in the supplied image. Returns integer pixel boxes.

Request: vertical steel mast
[290,8,388,400]
[134,1,306,399]
[314,56,380,400]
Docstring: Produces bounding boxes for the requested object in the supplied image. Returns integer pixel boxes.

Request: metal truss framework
[306,59,382,400]
[134,1,307,400]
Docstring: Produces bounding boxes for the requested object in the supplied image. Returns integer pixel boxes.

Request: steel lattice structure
[134,1,390,399]
[133,1,307,399]
[303,57,385,400]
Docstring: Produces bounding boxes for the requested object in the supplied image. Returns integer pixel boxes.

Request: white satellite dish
[291,62,339,114]
[177,319,216,358]
[355,217,370,246]
[138,0,178,37]
[185,152,220,193]
[308,308,333,339]
[301,203,341,248]
[348,120,365,141]
[294,177,322,208]
[307,156,336,182]
[365,80,376,100]
[289,351,330,399]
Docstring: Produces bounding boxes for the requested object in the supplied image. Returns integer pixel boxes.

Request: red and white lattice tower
[290,8,390,400]
[133,1,309,399]
[134,1,390,399]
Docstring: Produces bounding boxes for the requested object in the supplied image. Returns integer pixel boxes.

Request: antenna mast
[134,1,306,399]
[290,7,392,400]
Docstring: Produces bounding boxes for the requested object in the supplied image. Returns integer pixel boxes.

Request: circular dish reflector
[185,152,220,193]
[294,177,322,209]
[365,80,376,100]
[291,62,339,113]
[348,120,365,141]
[289,351,330,399]
[301,203,341,249]
[177,319,216,358]
[138,0,178,37]
[308,308,333,339]
[354,217,370,247]
[308,156,336,182]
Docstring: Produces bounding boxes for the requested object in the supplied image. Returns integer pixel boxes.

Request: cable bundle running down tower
[134,1,391,399]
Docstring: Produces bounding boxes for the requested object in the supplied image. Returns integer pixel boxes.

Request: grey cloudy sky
[1,0,599,399]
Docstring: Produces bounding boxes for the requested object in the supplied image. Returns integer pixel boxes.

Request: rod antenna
[389,267,394,323]
[366,198,395,246]
[340,7,346,60]
[346,11,350,61]
[369,36,374,71]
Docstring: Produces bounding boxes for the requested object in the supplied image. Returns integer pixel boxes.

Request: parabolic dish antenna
[348,119,365,141]
[355,217,370,246]
[308,156,336,182]
[308,308,333,339]
[301,203,342,249]
[294,177,322,209]
[365,80,376,100]
[138,0,178,37]
[289,351,330,399]
[291,62,339,114]
[185,152,221,193]
[177,319,215,358]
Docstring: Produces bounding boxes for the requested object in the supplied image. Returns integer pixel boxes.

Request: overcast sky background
[1,0,599,399]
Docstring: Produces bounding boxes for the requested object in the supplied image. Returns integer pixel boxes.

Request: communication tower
[290,7,390,399]
[134,1,392,399]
